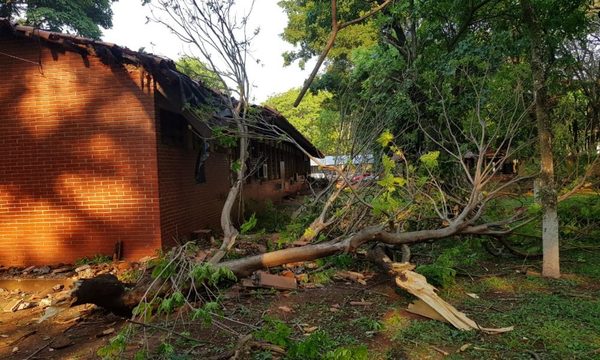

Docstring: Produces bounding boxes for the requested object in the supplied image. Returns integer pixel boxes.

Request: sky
[102,0,315,103]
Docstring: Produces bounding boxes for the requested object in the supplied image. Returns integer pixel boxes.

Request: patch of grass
[479,292,600,358]
[392,319,477,345]
[381,311,411,337]
[253,317,370,360]
[563,250,600,279]
[118,268,142,283]
[387,266,600,360]
[473,276,515,293]
[352,317,383,333]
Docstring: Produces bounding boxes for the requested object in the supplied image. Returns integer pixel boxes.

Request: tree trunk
[210,115,249,264]
[522,0,560,278]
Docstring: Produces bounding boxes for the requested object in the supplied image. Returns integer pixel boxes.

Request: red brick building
[0,22,321,266]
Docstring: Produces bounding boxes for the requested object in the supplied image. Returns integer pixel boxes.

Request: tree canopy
[0,0,115,39]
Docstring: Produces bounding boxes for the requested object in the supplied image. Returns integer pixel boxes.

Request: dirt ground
[0,264,416,360]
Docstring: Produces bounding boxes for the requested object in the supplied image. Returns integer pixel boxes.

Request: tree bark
[521,0,560,278]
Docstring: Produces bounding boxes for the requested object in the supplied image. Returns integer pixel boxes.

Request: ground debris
[97,327,115,337]
[52,267,72,275]
[335,270,370,285]
[350,300,373,306]
[50,335,74,350]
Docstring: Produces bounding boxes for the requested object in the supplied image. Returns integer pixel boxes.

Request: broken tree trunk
[367,245,513,334]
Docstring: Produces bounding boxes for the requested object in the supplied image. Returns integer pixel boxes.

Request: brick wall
[0,36,162,266]
[155,110,231,248]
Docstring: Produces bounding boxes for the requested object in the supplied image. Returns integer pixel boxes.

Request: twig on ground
[24,341,51,360]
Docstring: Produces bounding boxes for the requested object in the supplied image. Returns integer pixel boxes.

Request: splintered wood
[395,267,513,334]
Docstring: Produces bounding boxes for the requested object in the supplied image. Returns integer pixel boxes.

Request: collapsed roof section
[0,19,323,158]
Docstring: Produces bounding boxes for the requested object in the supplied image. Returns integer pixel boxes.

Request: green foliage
[415,262,457,288]
[118,268,143,283]
[279,204,320,246]
[176,56,223,90]
[190,263,237,287]
[240,213,258,235]
[419,151,440,169]
[247,200,291,233]
[279,0,378,66]
[97,327,130,359]
[1,1,114,39]
[212,127,237,148]
[315,254,355,269]
[558,194,600,228]
[309,268,336,285]
[253,317,369,359]
[158,291,185,315]
[286,331,336,360]
[191,301,222,325]
[254,318,293,348]
[158,342,175,356]
[231,159,242,173]
[351,317,383,333]
[150,255,177,280]
[75,254,112,266]
[323,346,369,360]
[263,88,341,155]
[377,130,394,148]
[415,240,480,287]
[376,155,406,191]
[132,301,154,323]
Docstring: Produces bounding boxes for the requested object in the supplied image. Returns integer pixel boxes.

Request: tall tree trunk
[522,0,560,278]
[210,110,249,264]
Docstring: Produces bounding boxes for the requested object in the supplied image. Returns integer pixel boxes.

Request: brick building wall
[155,109,231,248]
[0,36,162,266]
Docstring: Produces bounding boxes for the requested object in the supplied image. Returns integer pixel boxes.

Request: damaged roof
[0,20,323,158]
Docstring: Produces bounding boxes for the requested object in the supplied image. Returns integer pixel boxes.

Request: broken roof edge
[0,19,323,158]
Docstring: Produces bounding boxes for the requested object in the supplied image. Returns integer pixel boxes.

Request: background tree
[175,55,224,91]
[264,88,342,155]
[0,0,115,39]
[280,0,595,278]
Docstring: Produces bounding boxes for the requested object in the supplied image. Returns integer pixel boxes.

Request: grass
[379,250,600,360]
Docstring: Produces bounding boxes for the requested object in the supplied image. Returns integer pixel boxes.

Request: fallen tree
[69,2,542,357]
[72,57,536,322]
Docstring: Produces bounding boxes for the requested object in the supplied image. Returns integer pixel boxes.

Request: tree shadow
[0,37,162,265]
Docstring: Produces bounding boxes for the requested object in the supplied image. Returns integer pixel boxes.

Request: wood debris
[242,271,297,290]
[335,270,368,285]
[349,301,373,306]
[396,269,513,334]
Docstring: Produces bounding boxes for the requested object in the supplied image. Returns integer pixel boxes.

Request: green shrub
[415,239,481,287]
[241,213,258,234]
[75,254,112,266]
[249,200,292,233]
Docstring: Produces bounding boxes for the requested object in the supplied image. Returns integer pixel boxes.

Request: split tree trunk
[522,0,560,278]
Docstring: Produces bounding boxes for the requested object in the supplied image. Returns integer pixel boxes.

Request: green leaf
[419,151,440,169]
[377,130,394,147]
